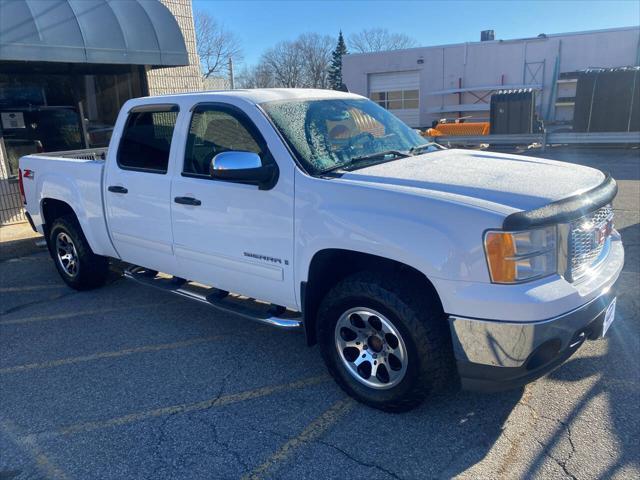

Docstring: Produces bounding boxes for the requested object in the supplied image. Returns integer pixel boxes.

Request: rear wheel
[318,270,454,412]
[49,215,109,290]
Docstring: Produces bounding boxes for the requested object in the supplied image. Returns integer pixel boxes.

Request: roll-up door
[368,71,420,127]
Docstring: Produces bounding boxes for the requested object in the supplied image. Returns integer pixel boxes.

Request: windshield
[261,98,435,174]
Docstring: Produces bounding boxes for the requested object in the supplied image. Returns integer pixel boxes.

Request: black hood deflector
[503,174,617,230]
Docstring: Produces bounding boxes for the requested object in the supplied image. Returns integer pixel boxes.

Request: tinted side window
[118,108,178,173]
[184,107,263,176]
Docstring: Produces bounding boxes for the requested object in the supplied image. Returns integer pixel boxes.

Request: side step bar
[124,266,303,330]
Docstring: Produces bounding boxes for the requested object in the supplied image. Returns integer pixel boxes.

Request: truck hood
[337,149,606,213]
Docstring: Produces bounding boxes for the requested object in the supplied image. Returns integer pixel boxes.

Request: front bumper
[449,287,617,392]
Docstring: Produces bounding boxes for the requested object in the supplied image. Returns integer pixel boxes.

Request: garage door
[368,71,420,127]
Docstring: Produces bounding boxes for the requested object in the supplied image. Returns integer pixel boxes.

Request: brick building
[0,0,203,225]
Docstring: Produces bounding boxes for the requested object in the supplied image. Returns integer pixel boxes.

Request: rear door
[104,104,179,273]
[170,102,296,309]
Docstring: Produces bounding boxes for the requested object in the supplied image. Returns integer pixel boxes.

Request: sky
[193,0,640,67]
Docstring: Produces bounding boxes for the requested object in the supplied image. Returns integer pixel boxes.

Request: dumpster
[489,89,536,134]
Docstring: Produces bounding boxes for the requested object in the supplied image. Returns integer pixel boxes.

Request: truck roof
[135,88,364,105]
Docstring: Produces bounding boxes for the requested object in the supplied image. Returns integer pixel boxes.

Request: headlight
[484,226,557,283]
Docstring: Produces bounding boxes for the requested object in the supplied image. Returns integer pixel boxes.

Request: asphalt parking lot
[1,147,638,480]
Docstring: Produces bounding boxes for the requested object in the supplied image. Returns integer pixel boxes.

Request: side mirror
[209,151,278,190]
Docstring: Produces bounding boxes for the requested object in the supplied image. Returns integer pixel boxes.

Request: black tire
[317,270,454,412]
[48,214,109,290]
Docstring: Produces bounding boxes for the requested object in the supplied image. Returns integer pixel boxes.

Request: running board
[124,266,303,330]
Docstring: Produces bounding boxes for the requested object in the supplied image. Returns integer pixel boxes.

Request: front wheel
[49,215,109,290]
[317,271,454,412]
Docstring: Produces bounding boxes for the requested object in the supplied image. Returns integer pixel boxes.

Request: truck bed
[19,147,117,258]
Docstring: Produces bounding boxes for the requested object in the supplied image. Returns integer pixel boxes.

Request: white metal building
[342,26,640,128]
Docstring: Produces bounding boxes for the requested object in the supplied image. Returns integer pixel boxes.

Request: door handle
[174,196,201,206]
[108,185,128,194]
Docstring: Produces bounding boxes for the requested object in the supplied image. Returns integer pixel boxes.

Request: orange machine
[425,122,490,137]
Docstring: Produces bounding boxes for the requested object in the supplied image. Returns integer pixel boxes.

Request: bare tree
[236,63,275,89]
[195,10,243,79]
[261,40,305,88]
[297,33,333,88]
[248,34,333,89]
[237,32,333,89]
[348,28,417,53]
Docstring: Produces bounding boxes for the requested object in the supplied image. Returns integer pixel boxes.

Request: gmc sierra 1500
[19,89,623,411]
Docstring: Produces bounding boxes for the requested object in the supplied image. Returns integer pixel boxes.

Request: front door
[104,105,179,273]
[170,103,296,309]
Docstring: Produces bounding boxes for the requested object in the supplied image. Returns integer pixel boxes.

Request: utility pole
[228,57,235,89]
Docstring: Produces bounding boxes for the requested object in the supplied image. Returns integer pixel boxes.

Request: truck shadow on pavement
[1,222,637,479]
[521,339,639,479]
[0,252,523,480]
[516,221,639,479]
[0,237,43,263]
[363,386,524,479]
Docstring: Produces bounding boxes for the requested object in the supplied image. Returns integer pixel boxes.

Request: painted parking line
[0,335,226,374]
[0,419,69,480]
[0,302,168,326]
[242,397,355,480]
[0,285,64,293]
[21,375,330,440]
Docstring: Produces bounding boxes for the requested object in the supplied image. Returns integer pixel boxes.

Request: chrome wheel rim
[55,232,79,278]
[335,307,408,390]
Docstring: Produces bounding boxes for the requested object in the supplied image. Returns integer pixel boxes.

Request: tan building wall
[0,0,202,225]
[147,0,203,96]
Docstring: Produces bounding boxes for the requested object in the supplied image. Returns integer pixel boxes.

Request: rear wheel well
[41,199,77,238]
[302,249,443,345]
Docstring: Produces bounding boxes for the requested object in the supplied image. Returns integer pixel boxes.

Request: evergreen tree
[328,31,348,90]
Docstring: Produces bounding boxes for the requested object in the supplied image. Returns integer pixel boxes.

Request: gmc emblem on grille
[594,220,613,246]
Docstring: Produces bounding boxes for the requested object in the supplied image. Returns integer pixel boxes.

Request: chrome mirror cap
[208,150,278,190]
[210,151,261,173]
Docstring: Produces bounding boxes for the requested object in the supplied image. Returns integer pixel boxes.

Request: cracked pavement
[0,147,638,479]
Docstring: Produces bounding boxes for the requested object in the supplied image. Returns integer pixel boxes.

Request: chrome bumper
[449,288,616,391]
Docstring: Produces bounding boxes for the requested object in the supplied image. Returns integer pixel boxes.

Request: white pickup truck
[19,89,623,411]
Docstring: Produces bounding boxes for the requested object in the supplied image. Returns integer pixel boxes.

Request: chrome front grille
[568,205,614,281]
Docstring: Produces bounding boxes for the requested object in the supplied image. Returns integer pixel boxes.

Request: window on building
[117,107,178,174]
[0,64,146,177]
[370,90,419,110]
[184,106,264,176]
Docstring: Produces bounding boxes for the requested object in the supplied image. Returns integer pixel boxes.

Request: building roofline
[344,25,640,59]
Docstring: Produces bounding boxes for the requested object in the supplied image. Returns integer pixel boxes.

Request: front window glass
[184,107,263,176]
[262,98,430,174]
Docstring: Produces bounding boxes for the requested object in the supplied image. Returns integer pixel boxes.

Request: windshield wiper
[318,150,410,175]
[409,142,441,155]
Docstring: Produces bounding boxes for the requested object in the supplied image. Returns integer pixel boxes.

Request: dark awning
[0,0,188,66]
